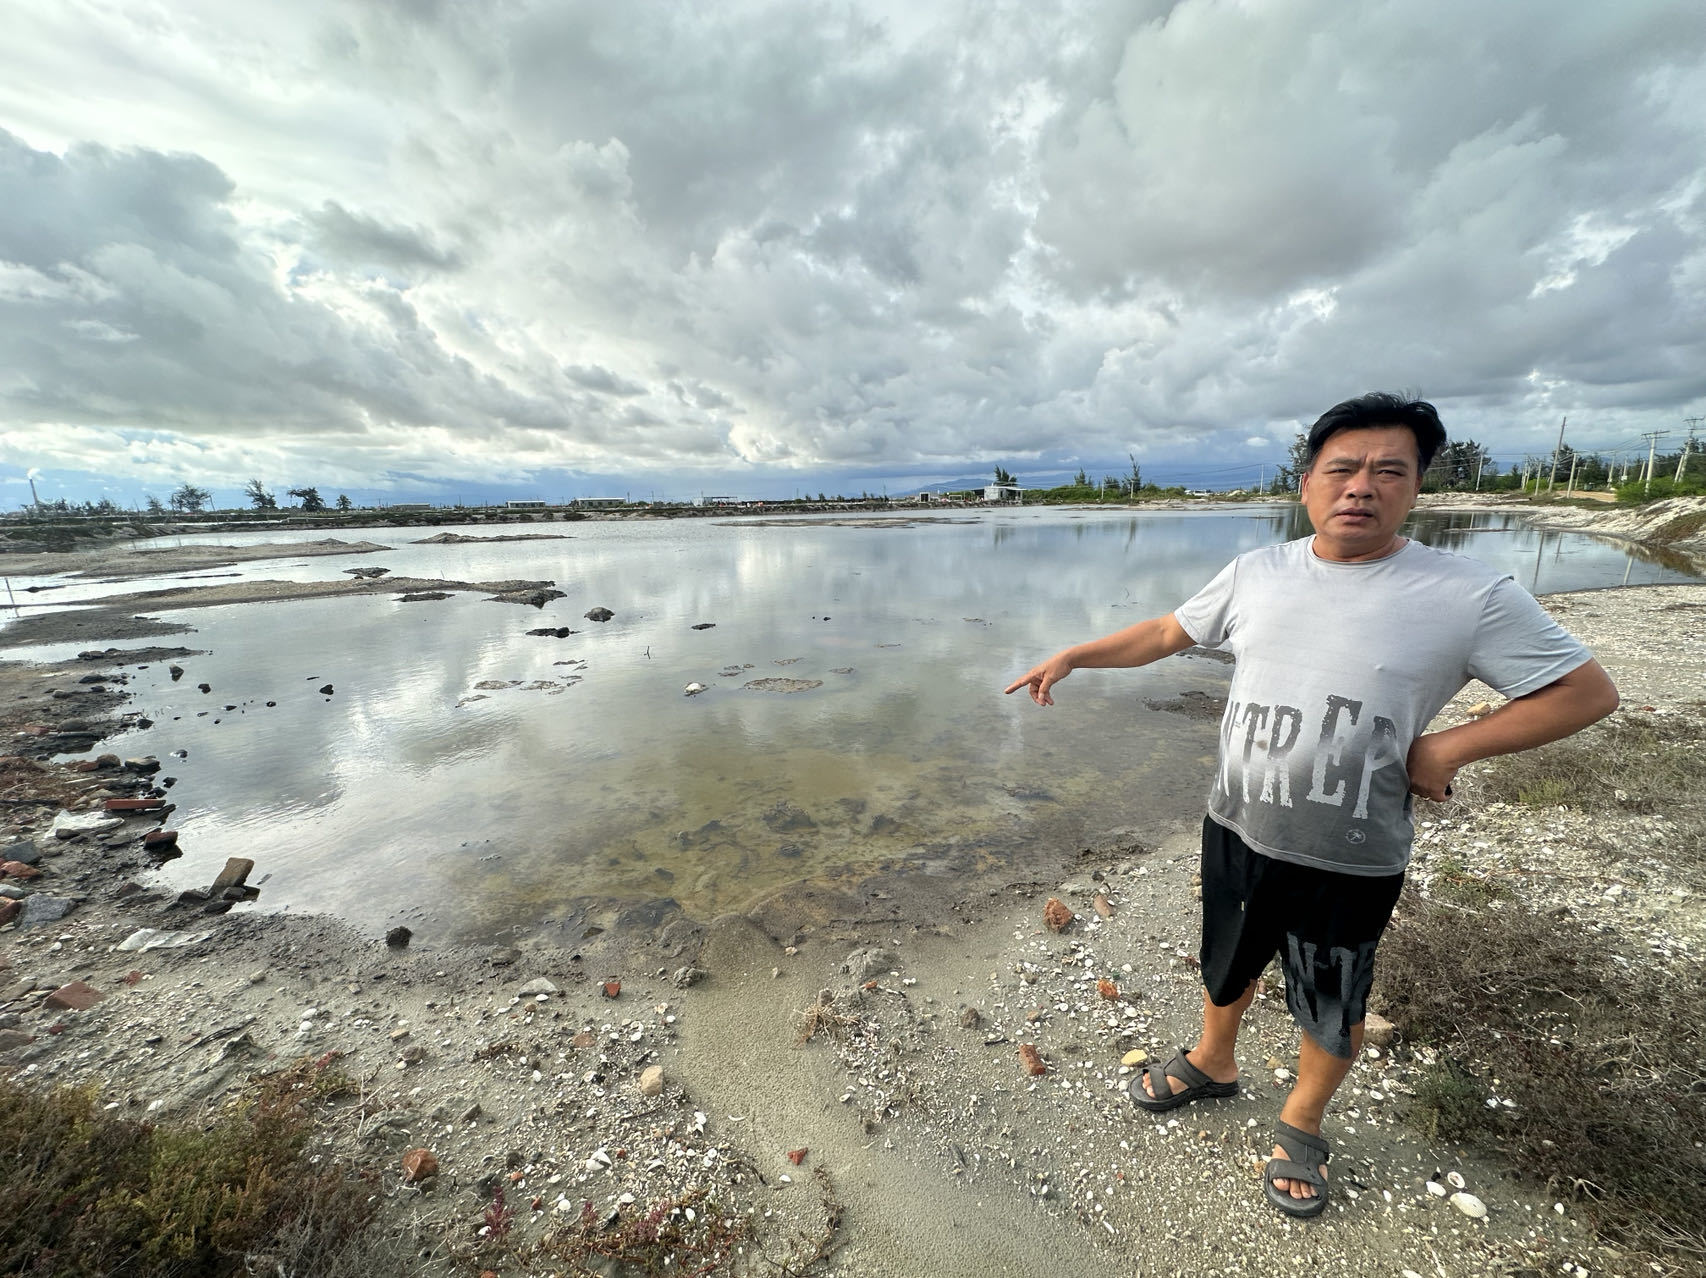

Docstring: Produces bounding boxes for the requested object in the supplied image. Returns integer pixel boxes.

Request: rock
[526,626,578,637]
[123,757,161,774]
[398,591,451,602]
[786,1148,808,1165]
[209,858,255,894]
[319,684,335,695]
[841,947,892,981]
[601,980,621,999]
[0,840,40,866]
[16,896,75,928]
[0,862,40,881]
[490,588,566,607]
[343,566,391,579]
[51,811,123,840]
[671,966,706,989]
[1018,1044,1048,1076]
[1363,1011,1396,1049]
[572,1030,597,1049]
[168,665,185,679]
[1466,701,1494,718]
[1043,898,1074,932]
[386,926,412,949]
[45,980,105,1011]
[743,677,822,693]
[117,928,212,951]
[638,1065,664,1097]
[1096,978,1119,1000]
[1121,1049,1149,1067]
[683,682,708,696]
[1093,893,1114,919]
[762,801,817,833]
[401,1148,439,1183]
[690,622,715,630]
[487,946,520,967]
[584,607,615,622]
[0,899,19,927]
[1449,1191,1488,1219]
[0,1029,36,1052]
[959,1006,982,1029]
[518,978,559,996]
[198,683,212,693]
[143,829,178,850]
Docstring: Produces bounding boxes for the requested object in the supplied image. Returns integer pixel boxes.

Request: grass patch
[1464,707,1706,874]
[0,1055,396,1277]
[1377,893,1706,1267]
[525,1187,752,1276]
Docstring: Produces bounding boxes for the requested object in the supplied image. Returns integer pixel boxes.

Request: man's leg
[1268,1022,1361,1200]
[1141,982,1253,1099]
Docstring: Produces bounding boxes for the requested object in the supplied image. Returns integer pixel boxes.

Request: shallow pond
[4,506,1695,940]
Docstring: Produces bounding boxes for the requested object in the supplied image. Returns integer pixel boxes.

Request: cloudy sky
[3,0,1704,507]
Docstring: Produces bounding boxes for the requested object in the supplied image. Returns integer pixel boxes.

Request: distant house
[572,497,626,509]
[388,503,433,511]
[505,500,547,509]
[983,484,1022,503]
[693,495,745,507]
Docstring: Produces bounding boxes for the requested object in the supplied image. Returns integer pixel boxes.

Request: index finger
[1002,674,1035,696]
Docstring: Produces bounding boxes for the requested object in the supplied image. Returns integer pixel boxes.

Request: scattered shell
[1449,1191,1487,1219]
[1121,1049,1148,1067]
[683,682,708,696]
[1446,1170,1466,1189]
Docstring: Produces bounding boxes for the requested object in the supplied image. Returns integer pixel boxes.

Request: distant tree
[244,478,277,509]
[1102,474,1123,497]
[335,493,353,511]
[1073,467,1089,487]
[79,498,119,514]
[287,486,326,512]
[144,494,165,513]
[168,483,211,513]
[1127,453,1142,493]
[992,465,1016,486]
[1272,430,1311,493]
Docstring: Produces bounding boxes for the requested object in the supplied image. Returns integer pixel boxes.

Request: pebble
[639,1065,664,1097]
[518,977,559,996]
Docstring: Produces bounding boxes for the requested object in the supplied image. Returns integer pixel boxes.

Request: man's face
[1300,425,1425,561]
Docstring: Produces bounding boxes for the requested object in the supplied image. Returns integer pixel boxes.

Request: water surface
[5,506,1693,939]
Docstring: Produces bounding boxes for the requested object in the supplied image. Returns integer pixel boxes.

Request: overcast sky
[3,0,1704,505]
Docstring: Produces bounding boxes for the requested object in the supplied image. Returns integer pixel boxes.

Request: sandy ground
[0,517,1702,1276]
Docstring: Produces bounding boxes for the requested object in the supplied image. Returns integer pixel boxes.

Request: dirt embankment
[1418,493,1706,565]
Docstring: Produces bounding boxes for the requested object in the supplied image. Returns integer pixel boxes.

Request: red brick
[143,829,179,848]
[44,981,105,1011]
[1,862,41,880]
[209,857,254,893]
[103,797,165,813]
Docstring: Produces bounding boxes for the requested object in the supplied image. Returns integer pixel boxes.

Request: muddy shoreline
[1,516,1701,1275]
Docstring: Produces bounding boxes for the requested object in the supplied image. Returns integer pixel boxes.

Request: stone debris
[116,927,212,951]
[45,980,105,1011]
[401,1148,439,1183]
[1017,1044,1048,1076]
[742,677,823,693]
[639,1065,665,1097]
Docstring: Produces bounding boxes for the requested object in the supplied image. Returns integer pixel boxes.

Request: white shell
[684,682,708,696]
[1447,1170,1467,1189]
[1425,1180,1448,1198]
[1449,1191,1487,1219]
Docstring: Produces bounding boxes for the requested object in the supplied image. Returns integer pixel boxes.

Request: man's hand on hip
[1406,733,1460,802]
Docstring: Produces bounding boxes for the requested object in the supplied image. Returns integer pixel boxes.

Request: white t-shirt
[1172,537,1591,875]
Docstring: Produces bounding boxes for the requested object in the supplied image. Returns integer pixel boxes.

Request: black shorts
[1199,816,1404,1060]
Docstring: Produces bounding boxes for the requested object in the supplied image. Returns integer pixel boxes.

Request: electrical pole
[1640,431,1667,496]
[1473,449,1485,490]
[1546,416,1567,493]
[1564,453,1578,497]
[1676,417,1702,484]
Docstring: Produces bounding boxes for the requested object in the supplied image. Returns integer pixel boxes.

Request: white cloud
[0,0,1702,498]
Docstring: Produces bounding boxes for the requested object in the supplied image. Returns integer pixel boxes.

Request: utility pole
[1676,417,1702,484]
[1564,453,1578,497]
[1473,449,1485,490]
[1546,416,1567,492]
[1640,431,1667,496]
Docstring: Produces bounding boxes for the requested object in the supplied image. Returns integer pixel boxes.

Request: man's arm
[1003,613,1198,706]
[1406,659,1620,801]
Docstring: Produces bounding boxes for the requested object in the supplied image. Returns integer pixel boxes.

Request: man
[1004,393,1618,1218]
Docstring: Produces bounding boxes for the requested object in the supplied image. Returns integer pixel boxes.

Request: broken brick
[45,980,105,1011]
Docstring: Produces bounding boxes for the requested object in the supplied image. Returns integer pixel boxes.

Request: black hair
[1305,392,1445,471]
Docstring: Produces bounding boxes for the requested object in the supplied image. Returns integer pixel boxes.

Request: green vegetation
[1376,707,1706,1267]
[0,1056,396,1278]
